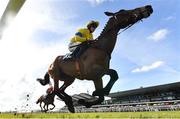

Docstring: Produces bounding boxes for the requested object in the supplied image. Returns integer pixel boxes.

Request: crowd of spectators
[59,103,180,113]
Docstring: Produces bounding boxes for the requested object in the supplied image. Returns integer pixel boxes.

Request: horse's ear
[104,11,115,16]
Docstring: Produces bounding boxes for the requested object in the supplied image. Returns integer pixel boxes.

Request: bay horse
[37,5,153,113]
[36,92,55,112]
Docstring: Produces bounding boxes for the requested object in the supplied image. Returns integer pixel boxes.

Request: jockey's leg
[75,43,88,58]
[71,47,80,58]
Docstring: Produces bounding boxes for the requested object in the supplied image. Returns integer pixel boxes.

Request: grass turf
[0,111,180,118]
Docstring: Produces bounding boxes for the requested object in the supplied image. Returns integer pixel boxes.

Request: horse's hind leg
[37,72,50,86]
[50,103,55,110]
[53,77,75,113]
[59,78,75,92]
[60,78,75,112]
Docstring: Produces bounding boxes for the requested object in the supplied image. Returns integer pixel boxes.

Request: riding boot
[75,44,88,59]
[71,47,80,58]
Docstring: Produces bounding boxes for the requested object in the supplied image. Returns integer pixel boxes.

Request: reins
[117,20,142,35]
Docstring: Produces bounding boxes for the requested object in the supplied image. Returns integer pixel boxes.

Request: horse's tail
[36,72,50,86]
[36,99,40,104]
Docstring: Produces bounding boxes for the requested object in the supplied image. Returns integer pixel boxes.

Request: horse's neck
[97,27,119,55]
[94,17,120,54]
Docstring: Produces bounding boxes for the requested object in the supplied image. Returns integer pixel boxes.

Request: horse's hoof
[92,90,101,96]
[65,100,75,113]
[42,110,47,113]
[36,78,40,82]
[67,104,75,113]
[68,106,75,113]
[92,91,97,96]
[93,89,106,96]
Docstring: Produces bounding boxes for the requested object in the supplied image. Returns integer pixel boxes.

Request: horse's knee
[109,69,118,81]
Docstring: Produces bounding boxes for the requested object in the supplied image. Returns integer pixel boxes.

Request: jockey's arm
[74,35,87,42]
[71,28,94,43]
[71,31,86,43]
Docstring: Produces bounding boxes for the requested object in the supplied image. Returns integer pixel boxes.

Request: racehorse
[37,5,153,113]
[36,92,55,112]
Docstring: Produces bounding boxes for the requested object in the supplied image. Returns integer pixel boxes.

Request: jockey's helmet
[87,20,99,29]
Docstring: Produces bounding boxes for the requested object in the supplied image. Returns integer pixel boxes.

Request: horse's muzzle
[143,5,153,18]
[145,5,153,14]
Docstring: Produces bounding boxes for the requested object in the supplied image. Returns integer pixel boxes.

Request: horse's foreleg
[43,103,46,111]
[40,102,43,111]
[103,69,118,95]
[50,103,55,110]
[92,78,104,96]
[93,69,118,96]
[78,95,104,108]
[78,79,104,107]
[46,105,49,111]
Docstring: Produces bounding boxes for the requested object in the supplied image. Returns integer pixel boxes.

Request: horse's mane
[98,17,114,39]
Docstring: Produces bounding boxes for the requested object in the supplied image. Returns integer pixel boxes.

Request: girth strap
[75,60,81,76]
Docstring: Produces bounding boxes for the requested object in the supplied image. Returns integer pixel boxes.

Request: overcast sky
[0,0,179,112]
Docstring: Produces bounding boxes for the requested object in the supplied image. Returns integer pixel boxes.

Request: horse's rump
[48,55,77,80]
[48,56,63,79]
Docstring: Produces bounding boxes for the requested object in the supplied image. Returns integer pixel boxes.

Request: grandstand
[59,81,180,112]
[108,81,180,105]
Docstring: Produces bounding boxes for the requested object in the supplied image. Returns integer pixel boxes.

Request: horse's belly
[82,51,109,79]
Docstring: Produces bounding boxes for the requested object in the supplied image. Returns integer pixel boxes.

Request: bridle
[111,8,151,35]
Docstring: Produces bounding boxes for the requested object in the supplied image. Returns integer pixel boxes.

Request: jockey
[68,20,99,59]
[42,86,54,99]
[46,86,54,94]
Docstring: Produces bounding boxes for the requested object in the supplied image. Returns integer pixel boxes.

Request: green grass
[0,111,180,118]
